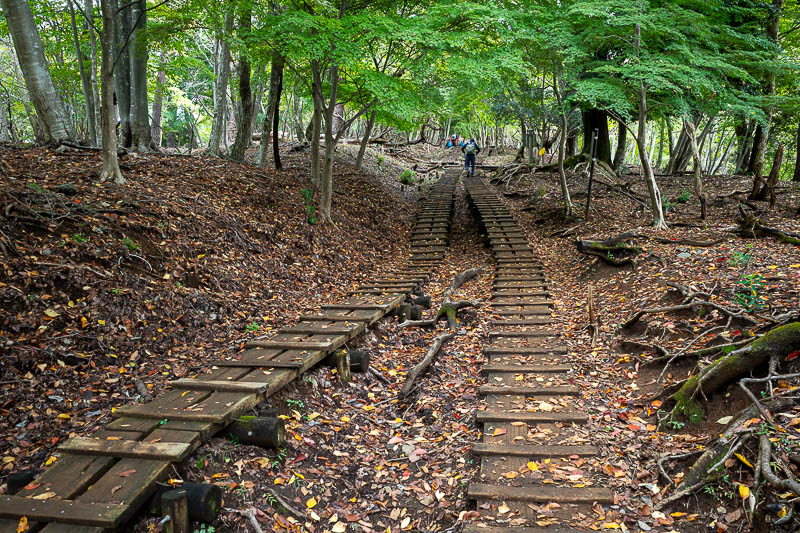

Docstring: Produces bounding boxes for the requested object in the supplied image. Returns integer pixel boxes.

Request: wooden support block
[148,483,222,523]
[0,495,127,527]
[471,442,598,457]
[162,489,189,533]
[467,483,614,504]
[227,416,285,448]
[479,385,580,396]
[335,350,351,383]
[476,410,588,423]
[171,379,269,393]
[59,437,193,461]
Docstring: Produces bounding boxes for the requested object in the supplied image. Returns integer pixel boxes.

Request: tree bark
[581,108,611,164]
[86,0,101,143]
[310,60,322,186]
[0,94,9,142]
[793,121,800,182]
[754,143,783,205]
[206,6,234,157]
[656,118,665,170]
[271,63,283,170]
[150,68,165,147]
[257,51,284,167]
[112,0,132,148]
[355,109,376,170]
[1,0,74,145]
[99,0,124,183]
[612,118,626,171]
[128,0,150,151]
[229,5,253,162]
[68,0,98,145]
[685,119,707,219]
[553,71,572,217]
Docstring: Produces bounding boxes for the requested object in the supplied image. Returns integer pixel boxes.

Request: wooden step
[171,379,271,393]
[0,495,127,528]
[58,437,194,461]
[479,385,580,396]
[491,319,553,326]
[492,291,549,298]
[244,341,337,352]
[489,330,556,338]
[471,442,598,457]
[476,411,587,423]
[485,347,567,355]
[481,364,570,374]
[468,483,614,504]
[463,526,588,533]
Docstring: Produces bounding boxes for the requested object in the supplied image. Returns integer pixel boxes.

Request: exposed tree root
[576,231,642,266]
[399,267,482,329]
[399,332,455,397]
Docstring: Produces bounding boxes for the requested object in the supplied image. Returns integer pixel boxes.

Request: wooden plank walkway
[0,171,460,532]
[463,176,612,531]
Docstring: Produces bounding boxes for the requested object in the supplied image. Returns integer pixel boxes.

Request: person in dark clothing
[461,138,480,176]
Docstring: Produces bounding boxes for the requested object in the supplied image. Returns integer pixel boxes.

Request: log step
[489,330,556,338]
[492,291,549,298]
[471,443,599,457]
[492,319,553,326]
[476,411,587,423]
[468,483,614,504]
[484,347,567,355]
[462,526,587,533]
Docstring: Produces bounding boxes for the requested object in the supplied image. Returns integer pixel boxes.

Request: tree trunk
[0,94,9,142]
[99,0,124,183]
[794,121,800,182]
[655,118,665,170]
[755,143,783,204]
[685,119,707,219]
[310,60,323,186]
[1,0,74,145]
[581,108,611,164]
[612,118,626,171]
[319,63,340,224]
[332,102,345,138]
[86,0,101,143]
[229,5,253,162]
[150,68,165,147]
[271,63,283,170]
[355,109,376,170]
[258,51,284,167]
[68,0,97,145]
[128,0,150,151]
[112,0,132,148]
[206,7,233,156]
[553,71,572,217]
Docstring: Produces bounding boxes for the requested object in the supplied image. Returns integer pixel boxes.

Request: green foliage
[245,322,259,332]
[72,233,88,243]
[300,189,316,224]
[734,273,767,312]
[728,248,753,267]
[121,238,138,251]
[399,169,415,184]
[676,190,691,203]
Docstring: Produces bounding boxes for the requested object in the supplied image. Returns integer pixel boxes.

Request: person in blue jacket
[461,138,480,176]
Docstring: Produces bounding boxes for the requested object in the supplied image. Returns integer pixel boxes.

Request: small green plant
[677,190,691,203]
[728,249,752,267]
[300,189,317,224]
[28,182,44,193]
[245,321,259,332]
[265,492,279,508]
[734,273,766,312]
[300,188,313,203]
[399,169,416,185]
[271,448,288,469]
[193,525,215,533]
[376,155,385,165]
[121,237,138,251]
[111,288,120,295]
[195,455,208,470]
[72,233,88,243]
[662,196,675,213]
[286,398,304,409]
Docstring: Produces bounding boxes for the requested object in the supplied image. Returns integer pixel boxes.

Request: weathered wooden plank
[476,411,587,423]
[214,360,303,369]
[59,437,193,461]
[281,325,359,336]
[471,442,598,457]
[462,524,588,533]
[484,346,567,355]
[171,379,269,393]
[0,495,127,527]
[244,340,337,351]
[481,364,571,374]
[479,385,580,396]
[468,483,614,504]
[491,319,553,326]
[106,417,162,434]
[488,330,555,338]
[492,291,550,298]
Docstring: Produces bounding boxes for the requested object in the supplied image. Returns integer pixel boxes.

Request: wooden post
[162,489,190,533]
[585,128,598,218]
[335,350,351,383]
[228,416,285,448]
[148,483,222,523]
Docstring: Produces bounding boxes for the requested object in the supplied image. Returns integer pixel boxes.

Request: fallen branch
[576,231,642,266]
[621,300,758,329]
[369,366,392,385]
[399,332,455,397]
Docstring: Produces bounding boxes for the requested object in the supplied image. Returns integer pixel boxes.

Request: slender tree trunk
[258,51,284,167]
[793,121,800,181]
[69,0,97,145]
[1,0,74,145]
[129,0,150,151]
[655,118,664,170]
[685,119,707,219]
[553,71,572,217]
[0,94,9,142]
[112,0,132,147]
[86,0,101,142]
[150,68,165,147]
[271,64,283,170]
[355,109,376,170]
[99,0,124,183]
[613,118,626,171]
[229,5,253,162]
[310,60,323,186]
[756,143,783,205]
[207,6,234,156]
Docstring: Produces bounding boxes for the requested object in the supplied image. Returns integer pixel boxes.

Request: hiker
[461,137,480,176]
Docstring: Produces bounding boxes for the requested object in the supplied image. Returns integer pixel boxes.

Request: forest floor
[1,141,800,533]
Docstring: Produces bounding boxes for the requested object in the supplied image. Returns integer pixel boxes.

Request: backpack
[464,142,477,155]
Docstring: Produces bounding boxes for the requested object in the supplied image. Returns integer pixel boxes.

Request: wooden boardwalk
[0,171,459,532]
[462,177,612,532]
